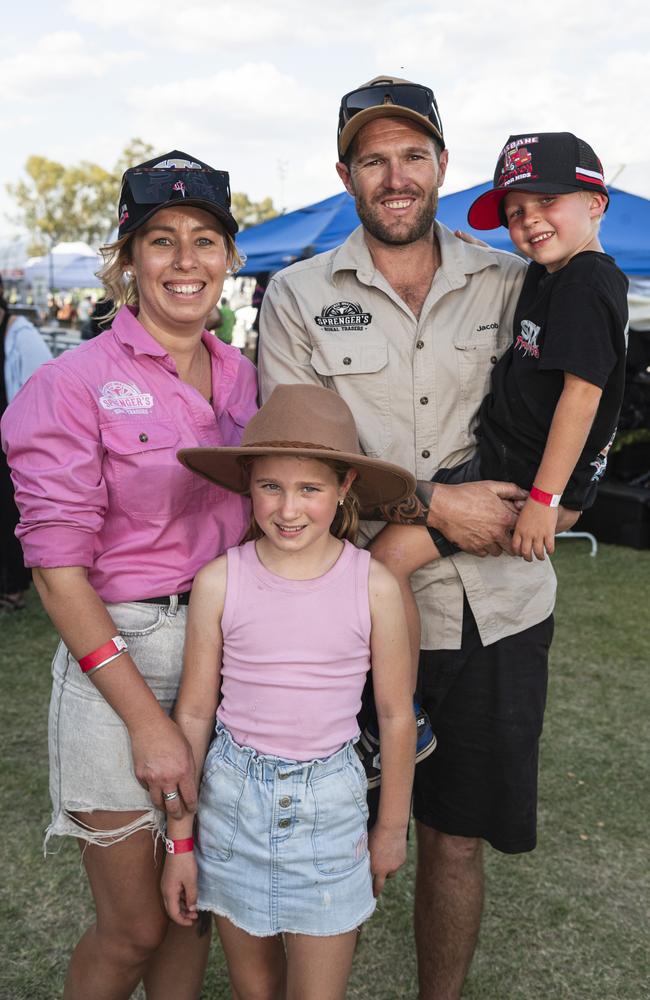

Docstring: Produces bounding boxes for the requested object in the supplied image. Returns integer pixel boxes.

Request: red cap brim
[467,189,509,230]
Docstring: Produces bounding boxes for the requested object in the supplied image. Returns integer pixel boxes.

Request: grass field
[1,541,649,1000]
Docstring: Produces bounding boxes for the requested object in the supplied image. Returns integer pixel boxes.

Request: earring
[338,498,344,508]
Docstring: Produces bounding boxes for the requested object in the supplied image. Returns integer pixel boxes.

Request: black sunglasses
[338,83,444,146]
[124,167,232,209]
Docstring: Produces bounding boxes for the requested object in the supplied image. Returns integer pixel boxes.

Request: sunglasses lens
[126,168,231,208]
[344,84,433,118]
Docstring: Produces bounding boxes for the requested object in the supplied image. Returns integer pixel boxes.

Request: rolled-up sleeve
[1,363,108,568]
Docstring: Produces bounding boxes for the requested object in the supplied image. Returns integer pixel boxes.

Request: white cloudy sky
[2,0,649,255]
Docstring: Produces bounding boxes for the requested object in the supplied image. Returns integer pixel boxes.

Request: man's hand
[512,496,559,561]
[427,480,527,556]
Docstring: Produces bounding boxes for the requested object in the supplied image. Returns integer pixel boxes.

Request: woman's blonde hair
[240,456,360,545]
[96,224,243,323]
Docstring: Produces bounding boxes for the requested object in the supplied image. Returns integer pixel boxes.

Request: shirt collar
[331,220,515,286]
[111,305,169,358]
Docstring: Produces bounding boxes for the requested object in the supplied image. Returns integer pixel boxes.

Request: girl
[162,384,417,1000]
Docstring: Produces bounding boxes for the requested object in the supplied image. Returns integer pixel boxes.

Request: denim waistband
[214,722,358,783]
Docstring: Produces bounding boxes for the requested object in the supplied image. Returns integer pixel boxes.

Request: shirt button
[422,450,431,459]
[139,432,148,443]
[490,355,498,364]
[343,357,352,365]
[416,340,425,349]
[279,796,292,808]
[420,396,429,405]
[278,817,291,828]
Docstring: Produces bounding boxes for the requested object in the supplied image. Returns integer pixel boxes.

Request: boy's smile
[503,190,607,273]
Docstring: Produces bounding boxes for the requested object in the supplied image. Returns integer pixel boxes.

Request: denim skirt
[195,724,376,937]
[45,598,187,849]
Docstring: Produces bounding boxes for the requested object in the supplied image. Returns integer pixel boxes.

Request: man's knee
[416,823,483,873]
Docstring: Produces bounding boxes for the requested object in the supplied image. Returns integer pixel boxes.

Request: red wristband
[530,486,562,508]
[78,636,128,673]
[164,837,194,855]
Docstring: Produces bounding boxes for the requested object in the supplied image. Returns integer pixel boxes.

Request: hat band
[240,440,342,453]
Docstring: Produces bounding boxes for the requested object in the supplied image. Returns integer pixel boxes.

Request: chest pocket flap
[311,340,388,377]
[100,419,180,455]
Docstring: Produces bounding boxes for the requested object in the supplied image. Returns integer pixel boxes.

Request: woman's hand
[368,823,408,897]
[129,714,198,819]
[161,853,199,926]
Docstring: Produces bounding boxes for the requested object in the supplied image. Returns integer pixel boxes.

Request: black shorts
[413,599,553,854]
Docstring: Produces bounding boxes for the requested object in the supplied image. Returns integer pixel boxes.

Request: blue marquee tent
[237,184,650,276]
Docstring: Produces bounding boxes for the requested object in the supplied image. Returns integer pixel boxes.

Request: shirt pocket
[452,328,506,442]
[310,339,392,456]
[101,419,203,519]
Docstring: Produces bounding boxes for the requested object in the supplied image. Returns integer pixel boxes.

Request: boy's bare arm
[513,372,602,561]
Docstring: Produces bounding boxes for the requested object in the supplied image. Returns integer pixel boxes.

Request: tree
[6,140,277,254]
[7,140,156,255]
[231,192,278,230]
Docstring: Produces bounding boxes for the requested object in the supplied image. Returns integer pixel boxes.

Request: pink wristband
[164,837,194,855]
[78,636,128,673]
[530,486,562,508]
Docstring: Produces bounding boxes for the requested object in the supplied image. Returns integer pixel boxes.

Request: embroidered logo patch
[315,301,372,331]
[99,381,154,414]
[515,319,540,359]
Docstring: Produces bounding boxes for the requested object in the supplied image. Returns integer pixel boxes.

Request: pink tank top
[217,539,371,760]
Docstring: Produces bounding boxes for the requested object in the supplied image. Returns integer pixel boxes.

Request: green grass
[1,541,649,999]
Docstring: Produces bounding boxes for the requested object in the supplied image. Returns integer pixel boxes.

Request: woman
[0,278,51,609]
[1,151,257,1000]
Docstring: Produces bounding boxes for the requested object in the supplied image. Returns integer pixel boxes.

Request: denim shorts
[195,724,376,937]
[45,598,187,850]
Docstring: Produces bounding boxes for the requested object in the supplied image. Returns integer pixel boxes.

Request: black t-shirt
[476,251,628,510]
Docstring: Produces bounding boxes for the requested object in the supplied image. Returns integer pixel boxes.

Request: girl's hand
[161,853,199,926]
[368,823,408,897]
[129,715,197,819]
[512,496,559,562]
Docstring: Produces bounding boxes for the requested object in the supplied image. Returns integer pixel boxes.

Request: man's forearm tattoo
[360,480,436,524]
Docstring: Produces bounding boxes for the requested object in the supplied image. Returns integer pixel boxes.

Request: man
[258,77,575,999]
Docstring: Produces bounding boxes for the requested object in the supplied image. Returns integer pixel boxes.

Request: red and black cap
[468,132,609,230]
[117,150,238,239]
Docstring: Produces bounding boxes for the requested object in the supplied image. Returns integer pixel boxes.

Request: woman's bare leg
[215,916,286,1000]
[63,810,209,1000]
[284,930,358,1000]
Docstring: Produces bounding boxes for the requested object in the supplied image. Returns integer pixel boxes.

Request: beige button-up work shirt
[258,222,556,650]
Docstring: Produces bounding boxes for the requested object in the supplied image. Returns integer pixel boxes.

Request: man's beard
[355,187,439,246]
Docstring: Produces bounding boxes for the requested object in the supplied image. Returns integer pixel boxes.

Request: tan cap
[338,76,445,158]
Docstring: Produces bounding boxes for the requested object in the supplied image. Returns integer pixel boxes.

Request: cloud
[0,31,139,101]
[66,0,399,50]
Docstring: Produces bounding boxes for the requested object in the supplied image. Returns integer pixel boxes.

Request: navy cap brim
[118,197,238,239]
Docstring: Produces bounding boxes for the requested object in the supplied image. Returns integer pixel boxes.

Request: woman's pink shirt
[1,306,258,602]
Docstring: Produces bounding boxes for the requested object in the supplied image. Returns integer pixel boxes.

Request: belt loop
[168,594,179,617]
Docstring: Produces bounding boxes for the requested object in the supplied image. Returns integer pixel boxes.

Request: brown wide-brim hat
[178,384,416,507]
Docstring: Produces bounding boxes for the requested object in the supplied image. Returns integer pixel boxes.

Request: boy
[359,132,628,781]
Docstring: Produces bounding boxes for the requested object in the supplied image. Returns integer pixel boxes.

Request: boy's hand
[368,823,408,897]
[161,853,199,926]
[512,496,559,561]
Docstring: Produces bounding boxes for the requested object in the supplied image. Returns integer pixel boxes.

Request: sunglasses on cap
[338,82,444,147]
[124,166,232,209]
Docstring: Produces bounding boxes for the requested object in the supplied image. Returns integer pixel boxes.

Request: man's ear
[336,161,355,197]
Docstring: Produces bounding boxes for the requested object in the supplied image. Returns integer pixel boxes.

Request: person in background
[1,150,257,999]
[0,274,51,610]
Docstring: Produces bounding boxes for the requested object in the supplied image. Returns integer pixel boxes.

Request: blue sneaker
[355,698,436,788]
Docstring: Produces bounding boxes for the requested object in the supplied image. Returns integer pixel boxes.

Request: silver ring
[163,790,180,802]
